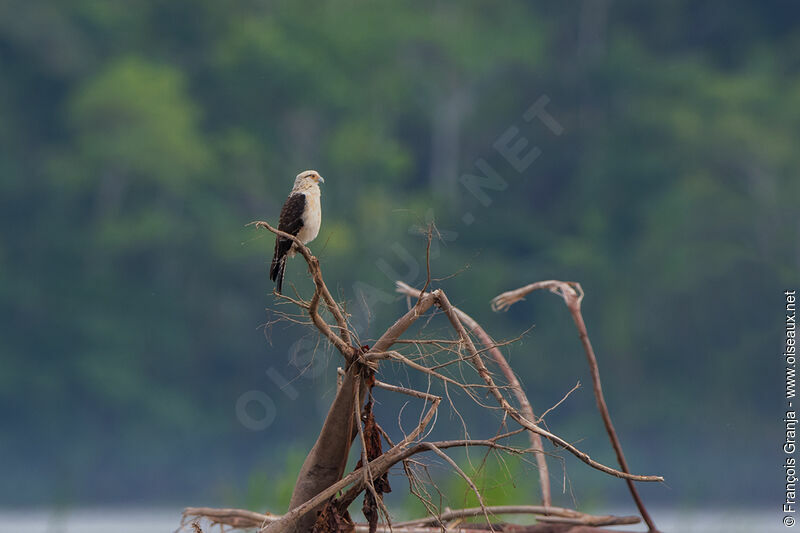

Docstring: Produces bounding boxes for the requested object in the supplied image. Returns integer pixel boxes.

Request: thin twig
[251,220,354,359]
[209,230,662,533]
[397,281,552,505]
[420,443,494,532]
[374,379,442,402]
[416,223,433,308]
[537,381,581,423]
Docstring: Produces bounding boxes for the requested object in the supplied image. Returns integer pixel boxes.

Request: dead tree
[181,221,663,533]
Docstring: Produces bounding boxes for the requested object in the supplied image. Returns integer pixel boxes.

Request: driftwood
[180,221,662,533]
[182,506,639,532]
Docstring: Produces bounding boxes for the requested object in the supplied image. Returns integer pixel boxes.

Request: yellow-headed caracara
[270,170,324,294]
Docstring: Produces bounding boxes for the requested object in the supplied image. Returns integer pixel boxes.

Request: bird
[270,170,324,294]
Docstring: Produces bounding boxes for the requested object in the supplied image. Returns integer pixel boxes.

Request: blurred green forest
[0,0,797,510]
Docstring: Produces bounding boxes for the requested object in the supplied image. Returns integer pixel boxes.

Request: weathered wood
[286,365,365,532]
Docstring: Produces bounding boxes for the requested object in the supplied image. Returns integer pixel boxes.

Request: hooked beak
[317,176,325,184]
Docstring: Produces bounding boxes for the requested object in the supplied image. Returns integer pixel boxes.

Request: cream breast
[296,188,321,244]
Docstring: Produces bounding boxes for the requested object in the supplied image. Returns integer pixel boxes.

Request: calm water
[0,508,781,533]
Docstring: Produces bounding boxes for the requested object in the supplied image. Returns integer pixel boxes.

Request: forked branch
[196,229,663,533]
[396,280,552,506]
[251,220,354,359]
[261,392,442,532]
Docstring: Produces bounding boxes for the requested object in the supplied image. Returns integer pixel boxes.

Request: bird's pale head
[293,170,324,191]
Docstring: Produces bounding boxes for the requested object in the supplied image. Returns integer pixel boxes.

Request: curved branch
[491,280,659,531]
[251,221,354,359]
[435,289,663,483]
[397,281,552,506]
[490,280,583,313]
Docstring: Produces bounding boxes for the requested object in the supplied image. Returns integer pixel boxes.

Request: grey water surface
[0,508,780,533]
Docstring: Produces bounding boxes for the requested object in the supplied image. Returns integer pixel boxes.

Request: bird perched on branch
[270,170,324,294]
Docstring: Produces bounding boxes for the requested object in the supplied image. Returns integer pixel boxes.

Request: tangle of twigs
[180,222,663,533]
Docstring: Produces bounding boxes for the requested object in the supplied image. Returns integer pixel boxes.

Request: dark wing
[270,193,306,293]
[277,193,306,236]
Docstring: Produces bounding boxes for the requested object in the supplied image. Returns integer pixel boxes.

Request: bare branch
[395,505,640,528]
[435,289,663,483]
[285,365,364,531]
[416,223,433,307]
[397,281,551,506]
[336,436,522,515]
[251,220,354,359]
[490,280,583,313]
[181,507,281,528]
[537,381,581,423]
[368,349,481,400]
[491,280,659,531]
[182,505,640,531]
[204,233,662,533]
[263,395,442,532]
[374,379,441,402]
[368,291,437,355]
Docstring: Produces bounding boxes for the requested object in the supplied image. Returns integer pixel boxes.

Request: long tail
[270,239,289,294]
[274,259,286,294]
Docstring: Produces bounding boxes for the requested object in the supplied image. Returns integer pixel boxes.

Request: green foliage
[442,453,538,514]
[239,449,307,513]
[68,57,209,186]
